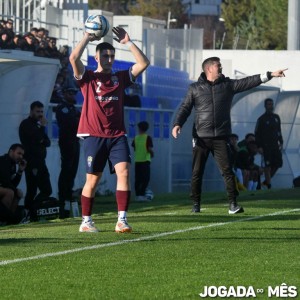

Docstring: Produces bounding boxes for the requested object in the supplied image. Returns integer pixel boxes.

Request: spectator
[19,101,52,222]
[30,27,38,39]
[47,37,61,59]
[237,133,255,151]
[235,141,263,191]
[255,98,283,189]
[0,19,6,29]
[56,88,81,218]
[172,56,287,214]
[19,33,36,52]
[50,73,65,104]
[0,29,15,49]
[59,45,70,57]
[69,26,149,233]
[36,39,51,57]
[0,144,27,225]
[5,18,14,39]
[36,27,46,42]
[132,121,154,201]
[13,34,22,49]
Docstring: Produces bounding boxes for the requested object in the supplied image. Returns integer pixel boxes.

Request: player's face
[97,49,115,72]
[10,147,24,163]
[206,61,222,81]
[211,62,222,75]
[265,101,274,113]
[30,106,44,121]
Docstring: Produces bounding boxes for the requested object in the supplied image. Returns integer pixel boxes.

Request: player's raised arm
[69,33,91,79]
[112,26,150,79]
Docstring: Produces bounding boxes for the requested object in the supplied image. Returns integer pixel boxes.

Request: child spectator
[235,140,263,191]
[132,121,154,201]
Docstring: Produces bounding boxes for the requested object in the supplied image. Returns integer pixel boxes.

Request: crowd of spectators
[0,18,79,104]
[1,18,61,58]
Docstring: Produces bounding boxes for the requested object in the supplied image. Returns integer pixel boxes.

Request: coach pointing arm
[172,67,288,139]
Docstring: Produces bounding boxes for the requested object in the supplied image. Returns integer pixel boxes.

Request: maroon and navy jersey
[76,69,134,138]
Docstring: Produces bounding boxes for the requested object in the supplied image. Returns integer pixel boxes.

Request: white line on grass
[1,208,299,266]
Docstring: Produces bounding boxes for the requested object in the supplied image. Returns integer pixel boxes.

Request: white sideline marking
[1,209,299,266]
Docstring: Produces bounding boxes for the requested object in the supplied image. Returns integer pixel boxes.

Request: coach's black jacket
[173,72,266,138]
[19,117,50,164]
[0,154,21,193]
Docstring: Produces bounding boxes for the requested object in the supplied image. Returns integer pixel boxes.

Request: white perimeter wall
[202,50,300,91]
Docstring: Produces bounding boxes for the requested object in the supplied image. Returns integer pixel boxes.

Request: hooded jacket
[173,72,269,138]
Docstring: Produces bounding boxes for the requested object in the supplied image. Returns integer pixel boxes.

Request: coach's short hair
[30,101,44,110]
[96,42,115,53]
[264,98,274,107]
[202,57,220,71]
[8,143,24,152]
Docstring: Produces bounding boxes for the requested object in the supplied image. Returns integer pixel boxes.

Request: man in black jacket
[172,56,287,214]
[0,144,26,224]
[255,98,283,189]
[19,101,52,221]
[56,88,81,218]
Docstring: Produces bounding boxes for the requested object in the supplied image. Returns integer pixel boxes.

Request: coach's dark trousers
[58,140,80,202]
[135,161,150,196]
[24,159,52,220]
[191,137,239,205]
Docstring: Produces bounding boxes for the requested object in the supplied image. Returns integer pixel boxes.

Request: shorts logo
[87,156,93,168]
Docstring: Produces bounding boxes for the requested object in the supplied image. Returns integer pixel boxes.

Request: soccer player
[69,26,150,233]
[172,57,287,214]
[255,98,283,189]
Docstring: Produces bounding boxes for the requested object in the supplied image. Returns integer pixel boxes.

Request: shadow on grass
[0,188,298,232]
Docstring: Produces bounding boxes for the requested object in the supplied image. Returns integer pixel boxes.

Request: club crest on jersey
[87,156,93,168]
[111,76,119,85]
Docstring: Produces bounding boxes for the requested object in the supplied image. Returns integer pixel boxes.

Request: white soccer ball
[84,15,109,38]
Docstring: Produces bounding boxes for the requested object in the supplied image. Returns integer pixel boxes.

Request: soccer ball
[84,14,109,38]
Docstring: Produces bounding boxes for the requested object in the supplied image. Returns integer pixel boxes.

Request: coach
[19,101,52,221]
[172,56,287,214]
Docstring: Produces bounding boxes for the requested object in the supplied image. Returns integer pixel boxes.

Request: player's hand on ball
[85,32,101,42]
[112,26,130,44]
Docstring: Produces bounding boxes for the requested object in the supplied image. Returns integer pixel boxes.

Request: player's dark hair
[96,42,115,53]
[202,57,220,71]
[245,133,255,140]
[230,133,239,140]
[8,143,24,152]
[30,101,44,110]
[264,98,273,107]
[137,121,149,132]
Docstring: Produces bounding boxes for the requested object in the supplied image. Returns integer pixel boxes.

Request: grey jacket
[173,72,266,138]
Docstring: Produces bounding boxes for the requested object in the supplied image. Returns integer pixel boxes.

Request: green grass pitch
[0,188,299,299]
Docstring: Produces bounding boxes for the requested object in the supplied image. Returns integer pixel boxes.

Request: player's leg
[191,138,210,212]
[79,136,108,233]
[109,136,132,233]
[114,161,132,233]
[213,139,242,214]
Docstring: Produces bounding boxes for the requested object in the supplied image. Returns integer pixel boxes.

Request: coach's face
[30,106,44,121]
[96,49,115,73]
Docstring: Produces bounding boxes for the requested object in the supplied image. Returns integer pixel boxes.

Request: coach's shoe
[115,219,132,233]
[228,202,244,214]
[79,221,99,233]
[262,180,272,189]
[191,203,200,213]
